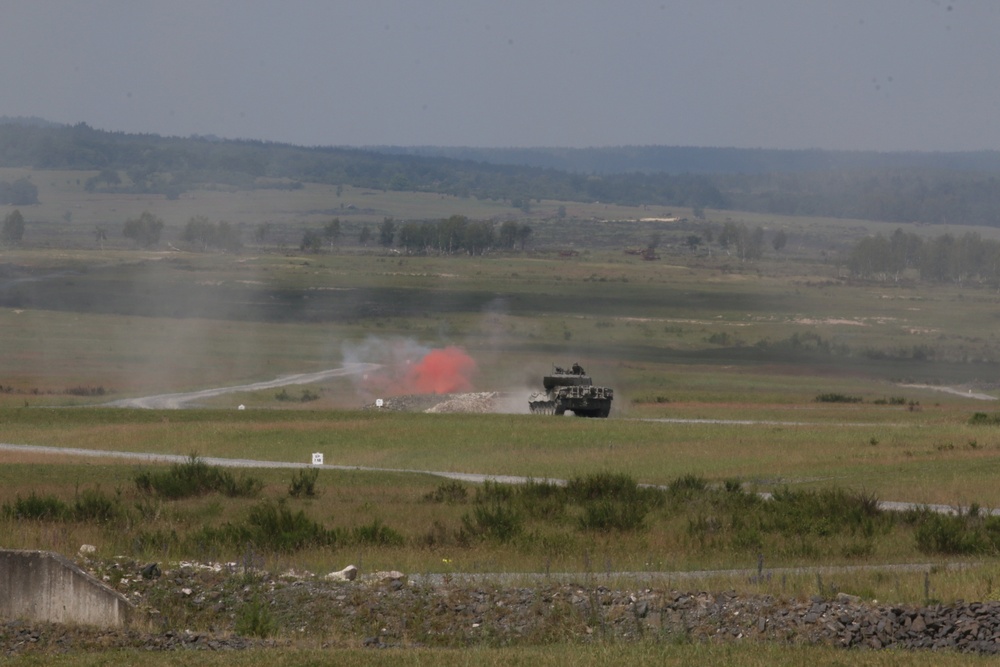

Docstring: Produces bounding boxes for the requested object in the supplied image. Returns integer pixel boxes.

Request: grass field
[3,173,1000,660]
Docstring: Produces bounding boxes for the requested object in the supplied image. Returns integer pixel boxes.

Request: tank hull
[528,365,613,418]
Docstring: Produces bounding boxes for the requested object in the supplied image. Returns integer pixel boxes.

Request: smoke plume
[342,337,477,397]
[403,346,477,394]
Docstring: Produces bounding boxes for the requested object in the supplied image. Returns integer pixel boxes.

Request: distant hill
[0,121,727,210]
[4,121,1000,226]
[0,115,65,129]
[368,145,1000,176]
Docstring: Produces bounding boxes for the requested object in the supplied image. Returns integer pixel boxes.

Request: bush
[288,468,319,498]
[914,513,991,555]
[235,595,277,638]
[566,472,642,502]
[815,393,863,403]
[3,492,70,520]
[73,487,123,523]
[461,502,522,543]
[578,499,647,532]
[198,500,340,553]
[969,412,1000,425]
[134,455,263,499]
[352,519,404,547]
[423,480,469,504]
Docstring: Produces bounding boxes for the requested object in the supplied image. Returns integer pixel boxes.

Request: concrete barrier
[0,549,133,628]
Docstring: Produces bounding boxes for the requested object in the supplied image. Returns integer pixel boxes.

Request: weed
[235,594,277,638]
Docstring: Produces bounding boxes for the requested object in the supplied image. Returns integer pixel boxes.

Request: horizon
[6,115,1000,158]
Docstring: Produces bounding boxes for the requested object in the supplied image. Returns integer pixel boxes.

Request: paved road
[103,363,381,409]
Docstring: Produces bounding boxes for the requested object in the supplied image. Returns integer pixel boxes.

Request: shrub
[461,502,522,543]
[578,499,647,532]
[134,455,263,499]
[197,500,340,552]
[235,595,277,638]
[914,513,992,555]
[423,481,469,504]
[73,487,123,523]
[815,393,863,403]
[352,519,404,547]
[969,412,1000,425]
[566,472,641,502]
[288,468,319,498]
[3,492,70,520]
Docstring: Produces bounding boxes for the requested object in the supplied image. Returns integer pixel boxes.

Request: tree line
[6,122,1000,228]
[849,228,1000,286]
[0,122,725,210]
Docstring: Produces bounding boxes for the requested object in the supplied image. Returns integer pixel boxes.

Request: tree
[2,209,25,243]
[437,215,468,253]
[253,222,271,246]
[378,217,396,248]
[0,179,38,205]
[498,220,519,249]
[359,225,371,246]
[122,211,164,248]
[771,229,788,253]
[300,229,323,252]
[849,234,891,280]
[516,223,533,251]
[462,220,494,255]
[717,221,741,250]
[95,225,108,250]
[183,215,214,250]
[323,218,341,248]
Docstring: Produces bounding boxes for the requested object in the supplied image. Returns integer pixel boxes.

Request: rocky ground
[4,557,1000,657]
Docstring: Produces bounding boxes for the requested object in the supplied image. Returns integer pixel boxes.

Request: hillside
[3,120,1000,226]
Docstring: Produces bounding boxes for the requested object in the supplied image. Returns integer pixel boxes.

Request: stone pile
[5,558,1000,656]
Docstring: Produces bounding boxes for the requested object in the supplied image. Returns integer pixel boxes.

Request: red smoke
[404,346,477,394]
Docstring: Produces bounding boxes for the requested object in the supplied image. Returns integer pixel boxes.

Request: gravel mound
[4,558,1000,656]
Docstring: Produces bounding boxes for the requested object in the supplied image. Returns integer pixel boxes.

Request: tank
[528,363,613,417]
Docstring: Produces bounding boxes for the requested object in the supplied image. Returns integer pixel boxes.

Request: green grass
[9,640,998,666]
[6,187,1000,660]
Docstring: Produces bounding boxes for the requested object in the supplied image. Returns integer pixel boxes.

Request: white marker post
[375,398,384,408]
[311,452,324,466]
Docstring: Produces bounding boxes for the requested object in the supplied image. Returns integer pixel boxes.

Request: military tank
[528,363,613,417]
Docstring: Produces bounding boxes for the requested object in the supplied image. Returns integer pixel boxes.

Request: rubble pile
[4,558,1000,656]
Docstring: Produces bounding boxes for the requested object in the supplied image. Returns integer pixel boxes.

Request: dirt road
[103,363,381,409]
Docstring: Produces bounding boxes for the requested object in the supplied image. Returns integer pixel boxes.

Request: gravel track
[103,363,381,409]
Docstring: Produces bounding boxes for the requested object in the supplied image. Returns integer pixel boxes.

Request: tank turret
[528,363,613,417]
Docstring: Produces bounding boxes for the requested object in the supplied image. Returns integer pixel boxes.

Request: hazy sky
[3,1,999,151]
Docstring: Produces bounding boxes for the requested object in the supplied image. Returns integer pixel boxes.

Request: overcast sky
[2,1,998,151]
